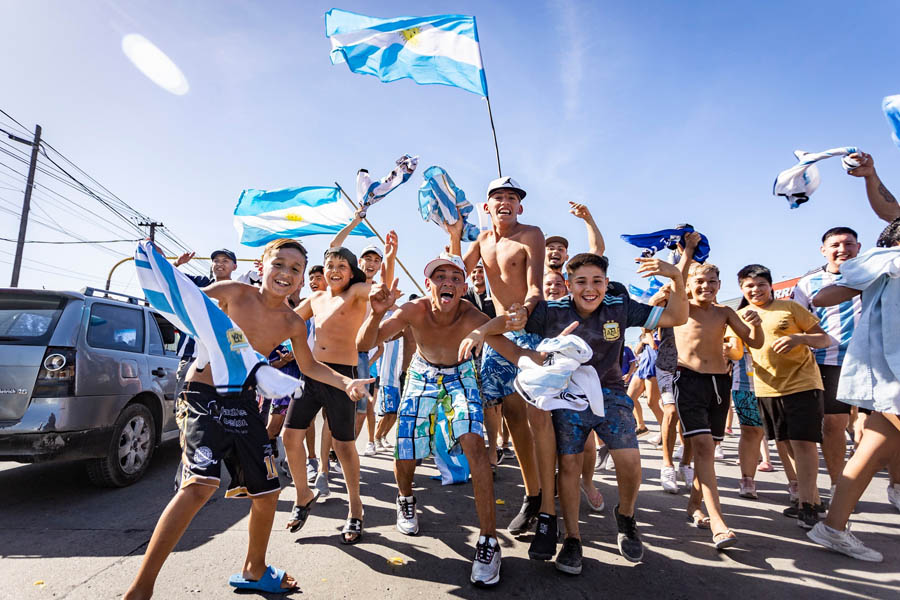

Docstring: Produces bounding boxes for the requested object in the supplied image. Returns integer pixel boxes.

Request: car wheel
[86,403,157,487]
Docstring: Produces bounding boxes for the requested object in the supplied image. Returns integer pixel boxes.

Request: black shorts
[818,364,851,415]
[177,382,280,498]
[673,367,732,441]
[758,389,824,443]
[284,363,357,442]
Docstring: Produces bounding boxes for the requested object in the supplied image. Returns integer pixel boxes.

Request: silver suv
[0,287,180,486]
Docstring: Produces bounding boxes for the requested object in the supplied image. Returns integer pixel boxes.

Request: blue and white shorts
[479,330,541,406]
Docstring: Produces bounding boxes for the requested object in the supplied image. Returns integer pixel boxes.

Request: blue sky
[1,0,898,303]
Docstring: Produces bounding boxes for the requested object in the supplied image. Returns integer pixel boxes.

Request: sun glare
[121,33,189,96]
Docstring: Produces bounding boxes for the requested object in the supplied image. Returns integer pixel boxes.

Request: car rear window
[0,294,68,346]
[87,303,145,353]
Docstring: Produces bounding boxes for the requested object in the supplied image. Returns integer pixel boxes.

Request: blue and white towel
[836,247,900,414]
[356,154,418,216]
[514,335,601,414]
[418,166,480,242]
[773,147,861,209]
[377,323,404,415]
[621,227,711,264]
[883,95,900,150]
[134,241,303,399]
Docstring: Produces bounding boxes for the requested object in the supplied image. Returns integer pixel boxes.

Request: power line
[0,236,141,244]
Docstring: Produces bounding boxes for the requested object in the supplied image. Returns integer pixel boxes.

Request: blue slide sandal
[228,565,297,594]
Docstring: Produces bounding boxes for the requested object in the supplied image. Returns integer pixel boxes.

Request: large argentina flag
[326,8,488,97]
[234,186,375,247]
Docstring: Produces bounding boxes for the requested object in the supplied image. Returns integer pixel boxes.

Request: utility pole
[139,221,163,242]
[9,124,42,287]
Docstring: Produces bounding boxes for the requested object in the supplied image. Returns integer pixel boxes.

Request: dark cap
[545,235,569,248]
[323,247,368,287]
[210,248,237,262]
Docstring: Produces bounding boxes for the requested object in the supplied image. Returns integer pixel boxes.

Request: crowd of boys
[123,151,900,598]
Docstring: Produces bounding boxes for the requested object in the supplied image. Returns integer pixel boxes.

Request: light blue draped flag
[233,186,374,247]
[883,95,900,149]
[326,8,488,97]
[418,166,480,241]
[621,227,711,263]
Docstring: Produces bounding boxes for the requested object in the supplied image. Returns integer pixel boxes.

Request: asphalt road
[1,415,898,600]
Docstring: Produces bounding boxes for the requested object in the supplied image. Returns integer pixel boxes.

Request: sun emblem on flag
[400,27,420,44]
[285,213,303,222]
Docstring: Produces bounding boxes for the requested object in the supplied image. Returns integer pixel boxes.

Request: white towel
[773,147,860,208]
[135,241,303,399]
[513,334,596,413]
[356,154,418,216]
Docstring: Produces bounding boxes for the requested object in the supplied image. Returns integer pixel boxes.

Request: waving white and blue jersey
[792,266,861,366]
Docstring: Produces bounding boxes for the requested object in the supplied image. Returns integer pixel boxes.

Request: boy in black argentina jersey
[485,253,688,574]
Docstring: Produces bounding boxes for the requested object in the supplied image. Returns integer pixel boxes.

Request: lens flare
[121,33,189,96]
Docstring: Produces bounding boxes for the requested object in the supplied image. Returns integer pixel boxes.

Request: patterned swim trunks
[479,330,541,406]
[396,354,484,461]
[732,389,763,428]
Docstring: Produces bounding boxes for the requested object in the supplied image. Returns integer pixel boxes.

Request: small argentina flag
[326,8,488,97]
[233,186,374,247]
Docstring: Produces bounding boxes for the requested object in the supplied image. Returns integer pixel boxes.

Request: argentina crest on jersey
[603,320,621,342]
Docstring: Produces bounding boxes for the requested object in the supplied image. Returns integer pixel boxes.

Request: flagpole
[334,182,426,296]
[485,96,502,177]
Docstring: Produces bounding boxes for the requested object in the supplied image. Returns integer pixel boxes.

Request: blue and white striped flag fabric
[326,8,488,97]
[418,166,480,242]
[883,95,900,149]
[234,186,375,247]
[134,241,303,398]
[356,154,418,214]
[772,147,860,209]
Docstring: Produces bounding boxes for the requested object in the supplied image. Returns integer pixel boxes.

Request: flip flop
[687,511,711,529]
[713,529,738,550]
[286,489,321,533]
[581,486,605,512]
[229,565,298,593]
[340,517,363,545]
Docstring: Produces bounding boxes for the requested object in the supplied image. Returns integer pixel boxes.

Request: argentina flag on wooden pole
[325,8,488,97]
[233,186,375,247]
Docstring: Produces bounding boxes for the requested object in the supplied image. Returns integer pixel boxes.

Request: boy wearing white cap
[358,253,524,587]
[448,176,559,560]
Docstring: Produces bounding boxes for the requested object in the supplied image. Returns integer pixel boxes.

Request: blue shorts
[552,388,638,454]
[480,330,541,405]
[396,354,484,460]
[377,384,401,416]
[732,390,762,428]
[356,352,370,413]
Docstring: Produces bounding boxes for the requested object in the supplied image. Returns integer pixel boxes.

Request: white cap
[423,252,467,278]
[360,244,383,259]
[486,176,526,200]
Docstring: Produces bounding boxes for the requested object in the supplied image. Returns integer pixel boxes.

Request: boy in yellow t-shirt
[736,264,833,531]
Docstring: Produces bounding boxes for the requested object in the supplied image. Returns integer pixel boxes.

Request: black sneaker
[555,537,583,575]
[508,493,541,535]
[528,512,557,560]
[783,500,800,518]
[798,502,819,530]
[496,448,504,465]
[502,446,515,458]
[615,505,644,562]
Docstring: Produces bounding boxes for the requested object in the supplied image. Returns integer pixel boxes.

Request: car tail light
[33,347,76,397]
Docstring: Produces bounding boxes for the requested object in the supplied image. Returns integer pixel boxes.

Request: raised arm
[846,152,900,222]
[383,230,397,288]
[449,217,482,273]
[357,272,403,351]
[330,207,365,248]
[811,284,862,307]
[725,306,763,349]
[677,231,702,281]
[569,202,605,256]
[636,258,688,327]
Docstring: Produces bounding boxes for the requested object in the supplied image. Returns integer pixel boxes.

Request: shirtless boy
[281,239,394,543]
[124,239,371,599]
[448,176,553,558]
[358,254,520,586]
[673,262,763,549]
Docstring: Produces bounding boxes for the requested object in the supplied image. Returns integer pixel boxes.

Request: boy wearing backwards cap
[280,237,395,544]
[358,253,524,586]
[448,177,558,560]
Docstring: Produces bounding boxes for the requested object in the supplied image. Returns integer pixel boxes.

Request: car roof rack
[82,287,149,306]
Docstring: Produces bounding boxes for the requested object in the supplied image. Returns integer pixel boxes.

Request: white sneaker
[714,444,725,460]
[807,522,883,562]
[888,483,900,512]
[364,442,377,456]
[471,536,501,587]
[673,444,684,460]
[739,476,758,499]
[679,464,694,490]
[305,457,319,483]
[660,466,680,494]
[375,438,386,451]
[314,471,330,498]
[647,434,662,446]
[396,495,419,535]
